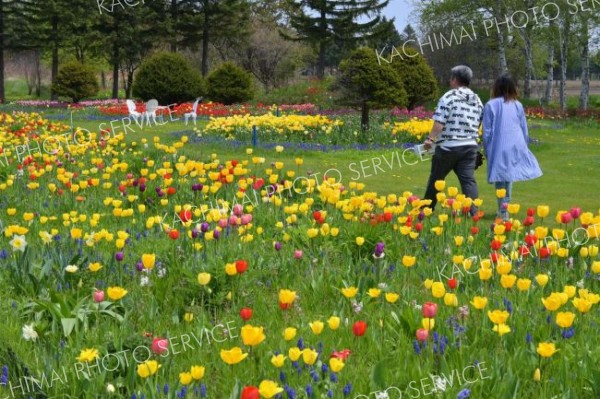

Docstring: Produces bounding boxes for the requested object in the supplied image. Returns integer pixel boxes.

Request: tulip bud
[93,290,105,303]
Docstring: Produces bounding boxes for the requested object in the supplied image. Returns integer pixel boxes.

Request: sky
[384,0,416,33]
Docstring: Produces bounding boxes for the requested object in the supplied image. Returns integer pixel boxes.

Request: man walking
[423,65,483,212]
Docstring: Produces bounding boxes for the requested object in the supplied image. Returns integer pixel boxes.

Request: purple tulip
[115,252,124,261]
[213,229,220,239]
[200,222,209,233]
[136,261,144,271]
[274,242,282,251]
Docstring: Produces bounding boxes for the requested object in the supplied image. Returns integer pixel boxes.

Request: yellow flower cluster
[203,113,343,136]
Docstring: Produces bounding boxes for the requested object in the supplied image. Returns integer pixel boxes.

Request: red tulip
[422,302,438,318]
[313,211,322,221]
[519,245,531,257]
[179,209,192,223]
[569,207,582,219]
[168,230,180,240]
[235,260,248,274]
[416,328,429,342]
[415,222,423,232]
[527,208,535,217]
[93,289,105,303]
[523,216,534,226]
[490,239,502,250]
[561,212,573,224]
[472,214,480,222]
[539,247,550,258]
[352,321,368,337]
[470,226,479,235]
[448,278,457,289]
[490,251,499,263]
[151,337,168,355]
[241,386,259,399]
[525,234,537,247]
[383,212,393,222]
[504,221,512,232]
[167,187,176,195]
[330,349,351,360]
[239,307,253,321]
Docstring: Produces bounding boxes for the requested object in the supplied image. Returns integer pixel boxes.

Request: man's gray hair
[451,65,473,87]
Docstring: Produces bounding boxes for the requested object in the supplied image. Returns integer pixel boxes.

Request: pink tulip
[218,218,228,228]
[416,328,429,342]
[294,250,303,259]
[229,215,238,226]
[241,214,252,225]
[422,302,438,318]
[93,290,105,303]
[569,207,582,219]
[151,338,168,355]
[561,212,573,224]
[233,204,243,216]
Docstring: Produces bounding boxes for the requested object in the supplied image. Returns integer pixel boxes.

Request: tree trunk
[543,21,554,104]
[361,100,369,132]
[50,16,59,101]
[126,69,134,99]
[112,44,119,99]
[316,9,327,79]
[495,0,508,73]
[0,0,4,104]
[559,17,570,111]
[101,71,106,90]
[521,29,533,99]
[578,17,589,110]
[171,0,178,52]
[35,50,41,97]
[201,3,210,77]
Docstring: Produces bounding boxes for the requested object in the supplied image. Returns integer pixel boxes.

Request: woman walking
[482,75,542,220]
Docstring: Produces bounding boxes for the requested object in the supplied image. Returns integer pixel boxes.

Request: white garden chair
[126,99,142,122]
[144,99,159,124]
[184,97,202,125]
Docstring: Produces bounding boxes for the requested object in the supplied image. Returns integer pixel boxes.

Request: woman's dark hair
[492,74,518,101]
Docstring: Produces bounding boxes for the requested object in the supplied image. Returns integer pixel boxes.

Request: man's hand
[423,138,434,150]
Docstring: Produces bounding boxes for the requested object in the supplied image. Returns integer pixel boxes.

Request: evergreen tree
[284,0,390,79]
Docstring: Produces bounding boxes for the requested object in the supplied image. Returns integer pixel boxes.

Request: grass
[49,111,600,217]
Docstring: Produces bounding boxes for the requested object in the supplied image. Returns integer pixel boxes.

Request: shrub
[335,47,407,131]
[132,52,205,105]
[390,48,438,110]
[207,62,254,105]
[51,62,99,103]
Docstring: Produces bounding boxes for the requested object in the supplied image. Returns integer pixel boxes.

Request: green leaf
[370,359,387,389]
[61,318,77,337]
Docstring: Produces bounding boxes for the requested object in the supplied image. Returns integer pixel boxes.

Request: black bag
[475,151,484,170]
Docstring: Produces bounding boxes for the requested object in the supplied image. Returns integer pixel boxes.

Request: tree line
[0,0,400,102]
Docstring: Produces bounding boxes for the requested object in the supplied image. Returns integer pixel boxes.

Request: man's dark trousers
[424,145,479,210]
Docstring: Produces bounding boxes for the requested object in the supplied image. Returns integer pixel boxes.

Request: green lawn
[60,113,600,217]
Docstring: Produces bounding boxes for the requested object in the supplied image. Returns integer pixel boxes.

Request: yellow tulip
[535,274,549,287]
[309,321,324,335]
[271,354,286,368]
[572,297,592,313]
[434,180,446,191]
[283,327,297,341]
[197,272,211,286]
[179,372,193,385]
[258,380,284,399]
[431,282,446,298]
[137,360,160,378]
[355,237,365,246]
[536,342,558,358]
[470,296,488,310]
[385,292,400,304]
[288,347,302,361]
[500,274,517,289]
[141,253,156,269]
[241,325,266,346]
[537,205,550,218]
[107,286,128,301]
[341,287,358,298]
[368,288,381,298]
[487,310,509,325]
[190,365,205,380]
[492,323,511,336]
[533,368,541,382]
[402,255,416,268]
[329,358,345,373]
[541,293,562,311]
[555,312,575,328]
[220,347,248,365]
[517,278,532,291]
[302,348,318,365]
[328,316,340,330]
[444,293,458,307]
[422,318,435,330]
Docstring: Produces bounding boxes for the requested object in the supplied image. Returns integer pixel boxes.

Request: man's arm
[423,122,444,150]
